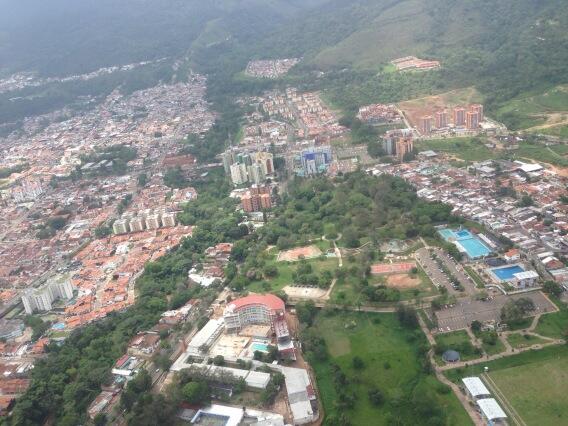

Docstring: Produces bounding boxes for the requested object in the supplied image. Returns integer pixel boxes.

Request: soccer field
[488,354,568,425]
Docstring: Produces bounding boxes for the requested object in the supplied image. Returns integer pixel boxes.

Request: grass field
[482,336,506,356]
[515,142,568,167]
[496,85,568,130]
[539,125,568,138]
[464,266,485,288]
[487,349,568,425]
[246,255,338,293]
[434,330,481,364]
[507,333,549,349]
[310,311,472,425]
[415,137,495,162]
[534,309,568,339]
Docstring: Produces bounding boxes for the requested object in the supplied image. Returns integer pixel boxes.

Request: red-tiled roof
[229,294,285,312]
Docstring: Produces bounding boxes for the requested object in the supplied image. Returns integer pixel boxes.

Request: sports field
[487,353,568,425]
[276,245,322,262]
[370,262,415,275]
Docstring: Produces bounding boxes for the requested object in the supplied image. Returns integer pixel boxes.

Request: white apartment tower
[22,274,74,314]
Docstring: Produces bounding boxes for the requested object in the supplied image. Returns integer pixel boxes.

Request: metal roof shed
[477,398,507,422]
[462,377,491,399]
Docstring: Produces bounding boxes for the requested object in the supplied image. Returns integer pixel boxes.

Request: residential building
[454,107,466,126]
[230,163,248,185]
[421,116,432,134]
[22,274,74,314]
[435,110,448,128]
[471,104,484,122]
[396,137,414,162]
[466,111,479,130]
[112,219,129,235]
[145,213,162,230]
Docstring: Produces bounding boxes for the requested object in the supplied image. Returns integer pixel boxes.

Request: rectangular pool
[251,343,270,353]
[490,265,525,282]
[438,228,492,259]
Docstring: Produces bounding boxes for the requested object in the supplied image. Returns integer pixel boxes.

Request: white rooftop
[477,398,507,420]
[462,377,491,398]
[513,270,539,280]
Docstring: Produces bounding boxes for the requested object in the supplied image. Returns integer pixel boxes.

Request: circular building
[442,349,460,363]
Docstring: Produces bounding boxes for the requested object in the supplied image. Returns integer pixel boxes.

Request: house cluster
[245,58,300,79]
[64,225,193,329]
[188,243,233,288]
[391,56,441,71]
[369,155,568,287]
[357,104,403,125]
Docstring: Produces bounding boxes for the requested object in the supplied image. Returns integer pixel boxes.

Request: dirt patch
[277,245,323,262]
[386,274,421,289]
[283,285,327,300]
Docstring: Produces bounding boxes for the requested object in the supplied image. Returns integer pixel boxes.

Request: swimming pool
[251,342,270,353]
[438,228,492,259]
[490,265,525,281]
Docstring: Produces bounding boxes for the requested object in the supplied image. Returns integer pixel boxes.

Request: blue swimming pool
[438,228,492,259]
[251,343,270,353]
[491,265,525,281]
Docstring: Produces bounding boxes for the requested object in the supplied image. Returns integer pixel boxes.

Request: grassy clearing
[515,142,568,167]
[534,309,568,339]
[434,330,481,363]
[415,137,495,162]
[539,125,568,138]
[482,337,506,356]
[246,255,338,293]
[506,317,533,331]
[507,333,548,349]
[311,311,472,425]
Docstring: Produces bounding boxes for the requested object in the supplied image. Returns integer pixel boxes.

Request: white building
[145,213,162,230]
[113,219,130,235]
[230,163,248,185]
[129,216,146,233]
[513,270,539,289]
[161,212,177,227]
[462,377,491,401]
[22,274,74,314]
[477,398,507,425]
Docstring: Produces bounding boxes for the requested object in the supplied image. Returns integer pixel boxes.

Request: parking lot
[435,291,557,332]
[416,247,477,296]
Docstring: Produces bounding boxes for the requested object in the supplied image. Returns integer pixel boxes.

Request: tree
[263,264,278,278]
[396,305,419,329]
[182,381,209,404]
[138,173,149,187]
[296,301,318,326]
[470,320,482,334]
[94,413,107,426]
[352,356,365,370]
[368,387,384,406]
[212,355,225,366]
[543,280,563,298]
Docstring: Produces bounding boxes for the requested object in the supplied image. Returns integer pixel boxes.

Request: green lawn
[507,333,549,349]
[311,311,472,425]
[415,137,496,162]
[464,266,485,288]
[515,142,568,167]
[434,330,481,363]
[482,337,506,356]
[246,256,338,293]
[535,309,568,339]
[487,348,568,425]
[506,317,533,332]
[539,125,568,138]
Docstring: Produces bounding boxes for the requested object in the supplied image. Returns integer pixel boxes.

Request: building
[454,107,466,127]
[112,219,130,235]
[161,212,177,227]
[223,294,287,333]
[253,151,274,176]
[129,216,146,233]
[230,163,248,185]
[466,111,479,130]
[462,377,491,401]
[22,274,74,314]
[145,213,162,230]
[128,332,161,357]
[247,163,264,185]
[435,110,448,128]
[471,104,484,122]
[298,147,332,176]
[513,270,539,289]
[383,129,413,156]
[421,116,432,134]
[477,398,507,425]
[503,248,520,263]
[396,137,414,162]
